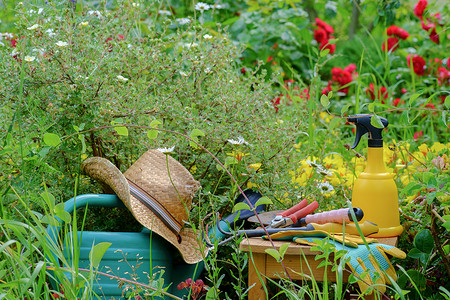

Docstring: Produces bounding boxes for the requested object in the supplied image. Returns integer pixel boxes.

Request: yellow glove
[292,237,406,295]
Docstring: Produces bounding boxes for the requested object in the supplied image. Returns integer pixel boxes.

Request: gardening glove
[293,237,406,295]
[263,221,379,248]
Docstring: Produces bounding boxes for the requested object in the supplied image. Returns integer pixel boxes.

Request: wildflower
[248,163,262,171]
[27,24,39,30]
[413,131,424,140]
[382,37,399,52]
[179,71,188,77]
[392,98,405,107]
[414,0,427,20]
[366,83,389,103]
[317,166,332,176]
[176,18,191,25]
[330,64,357,94]
[212,3,224,9]
[117,75,129,82]
[437,67,450,85]
[203,34,213,40]
[271,95,281,113]
[313,18,335,54]
[429,28,439,44]
[87,10,103,18]
[24,55,36,62]
[317,182,334,194]
[184,42,198,49]
[132,3,140,7]
[227,136,248,145]
[226,151,249,161]
[46,28,56,37]
[55,41,68,47]
[305,159,320,168]
[158,10,172,16]
[195,2,210,11]
[407,54,426,76]
[386,25,409,40]
[80,21,89,26]
[157,146,175,154]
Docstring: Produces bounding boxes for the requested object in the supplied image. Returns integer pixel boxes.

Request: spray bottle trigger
[351,124,368,149]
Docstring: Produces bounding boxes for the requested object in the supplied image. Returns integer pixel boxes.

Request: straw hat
[81,149,205,264]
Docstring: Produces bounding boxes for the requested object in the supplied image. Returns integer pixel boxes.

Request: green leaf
[370,115,384,128]
[222,16,240,26]
[320,94,330,108]
[279,243,290,260]
[413,229,434,254]
[340,104,351,116]
[114,126,128,136]
[147,129,158,139]
[150,120,162,128]
[43,133,61,147]
[54,203,71,223]
[409,92,421,106]
[40,191,56,209]
[190,128,206,137]
[225,156,238,167]
[90,242,112,269]
[327,38,338,45]
[407,248,428,264]
[265,248,281,262]
[254,196,273,207]
[320,48,330,57]
[398,270,427,290]
[233,202,251,212]
[368,103,375,112]
[445,95,450,108]
[327,91,333,99]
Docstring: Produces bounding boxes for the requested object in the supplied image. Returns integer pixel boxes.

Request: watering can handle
[63,193,125,214]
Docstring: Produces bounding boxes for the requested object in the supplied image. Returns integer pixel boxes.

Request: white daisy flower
[184,42,198,49]
[24,56,36,62]
[179,71,188,77]
[87,10,103,18]
[158,10,172,16]
[46,29,56,37]
[27,24,39,30]
[176,18,191,25]
[132,3,140,7]
[117,75,129,82]
[212,3,224,9]
[38,8,44,14]
[305,159,320,168]
[195,2,210,11]
[316,166,333,176]
[317,182,334,194]
[157,146,175,154]
[55,41,68,47]
[227,136,248,145]
[203,34,213,40]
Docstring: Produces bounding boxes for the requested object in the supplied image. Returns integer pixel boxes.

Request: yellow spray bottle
[348,114,403,237]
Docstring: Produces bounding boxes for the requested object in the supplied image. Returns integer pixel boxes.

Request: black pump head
[347,114,388,149]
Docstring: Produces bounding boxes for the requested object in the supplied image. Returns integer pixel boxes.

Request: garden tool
[262,221,379,248]
[348,114,403,237]
[290,236,406,294]
[249,207,364,227]
[207,189,266,243]
[269,199,319,228]
[207,221,378,247]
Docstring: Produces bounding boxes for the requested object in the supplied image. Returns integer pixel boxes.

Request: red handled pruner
[269,199,319,228]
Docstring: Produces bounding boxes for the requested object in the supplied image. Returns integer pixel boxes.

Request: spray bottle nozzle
[347,114,388,149]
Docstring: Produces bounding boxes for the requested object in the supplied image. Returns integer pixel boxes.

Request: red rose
[386,25,410,40]
[437,67,450,85]
[414,0,427,20]
[429,28,440,44]
[407,54,426,76]
[314,28,328,44]
[382,37,399,52]
[319,39,335,54]
[315,18,334,34]
[366,83,389,103]
[322,81,332,95]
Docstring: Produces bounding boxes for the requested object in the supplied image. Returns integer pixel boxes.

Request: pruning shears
[269,199,319,228]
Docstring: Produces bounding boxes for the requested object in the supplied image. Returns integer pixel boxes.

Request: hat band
[127,179,182,235]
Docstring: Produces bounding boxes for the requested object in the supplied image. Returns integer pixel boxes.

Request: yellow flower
[190,165,197,174]
[226,151,249,161]
[248,163,262,171]
[81,153,87,160]
[430,142,447,153]
[418,143,429,155]
[247,181,257,189]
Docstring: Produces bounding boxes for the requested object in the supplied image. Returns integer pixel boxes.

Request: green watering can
[46,191,265,299]
[46,194,203,299]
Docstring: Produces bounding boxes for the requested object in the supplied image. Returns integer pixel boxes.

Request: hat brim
[81,156,206,264]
